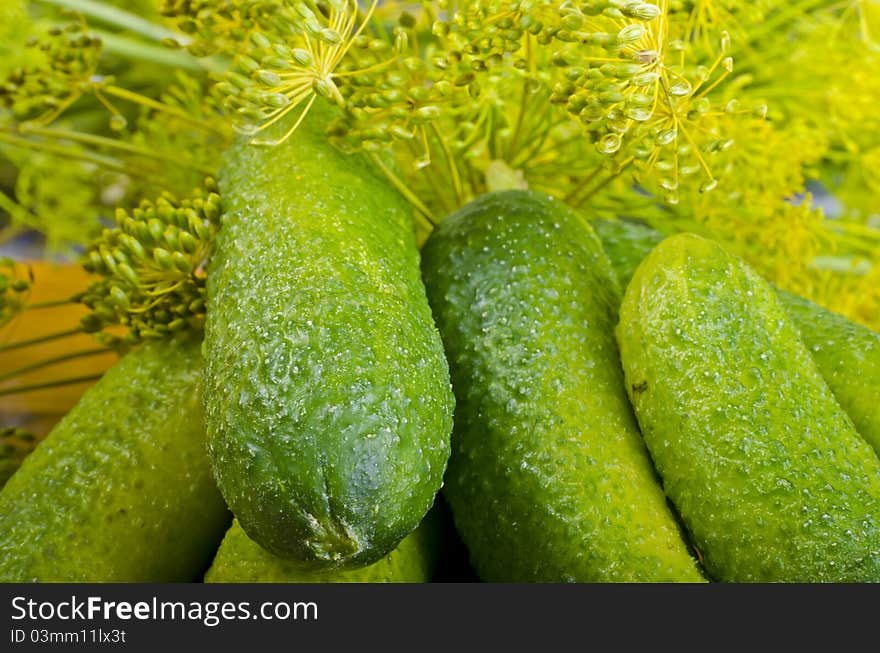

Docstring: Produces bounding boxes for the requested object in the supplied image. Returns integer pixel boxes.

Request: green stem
[25,298,77,310]
[368,154,437,230]
[511,116,570,170]
[92,29,221,73]
[571,157,634,208]
[506,82,530,161]
[103,85,228,137]
[0,131,131,175]
[37,0,181,44]
[0,192,33,226]
[430,123,465,208]
[0,347,111,383]
[0,374,104,398]
[19,125,212,175]
[0,130,168,182]
[0,328,83,353]
[563,164,605,204]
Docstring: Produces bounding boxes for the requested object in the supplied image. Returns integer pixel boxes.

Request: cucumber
[593,218,880,455]
[205,508,442,583]
[774,290,880,454]
[616,233,880,582]
[0,338,229,582]
[204,106,453,568]
[420,190,704,582]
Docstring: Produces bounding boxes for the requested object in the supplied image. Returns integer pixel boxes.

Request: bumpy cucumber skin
[421,190,704,582]
[593,218,880,455]
[0,338,229,582]
[205,108,453,569]
[617,234,880,582]
[776,290,880,454]
[205,509,441,583]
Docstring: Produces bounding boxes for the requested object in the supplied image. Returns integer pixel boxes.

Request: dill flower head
[167,0,387,145]
[78,178,220,344]
[1,0,878,331]
[425,1,748,198]
[154,1,751,213]
[0,23,104,126]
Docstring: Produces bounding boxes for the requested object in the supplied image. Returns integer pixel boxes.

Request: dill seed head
[205,0,385,146]
[0,23,102,125]
[79,178,221,344]
[2,0,879,329]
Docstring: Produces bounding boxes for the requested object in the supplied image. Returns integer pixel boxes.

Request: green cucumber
[616,233,880,582]
[204,106,453,569]
[593,218,880,455]
[205,508,442,583]
[420,190,704,582]
[774,290,880,454]
[0,338,229,582]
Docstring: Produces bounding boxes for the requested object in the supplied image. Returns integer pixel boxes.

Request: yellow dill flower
[424,1,750,199]
[3,0,878,330]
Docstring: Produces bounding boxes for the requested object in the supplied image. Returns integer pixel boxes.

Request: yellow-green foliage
[0,1,35,75]
[0,0,878,329]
